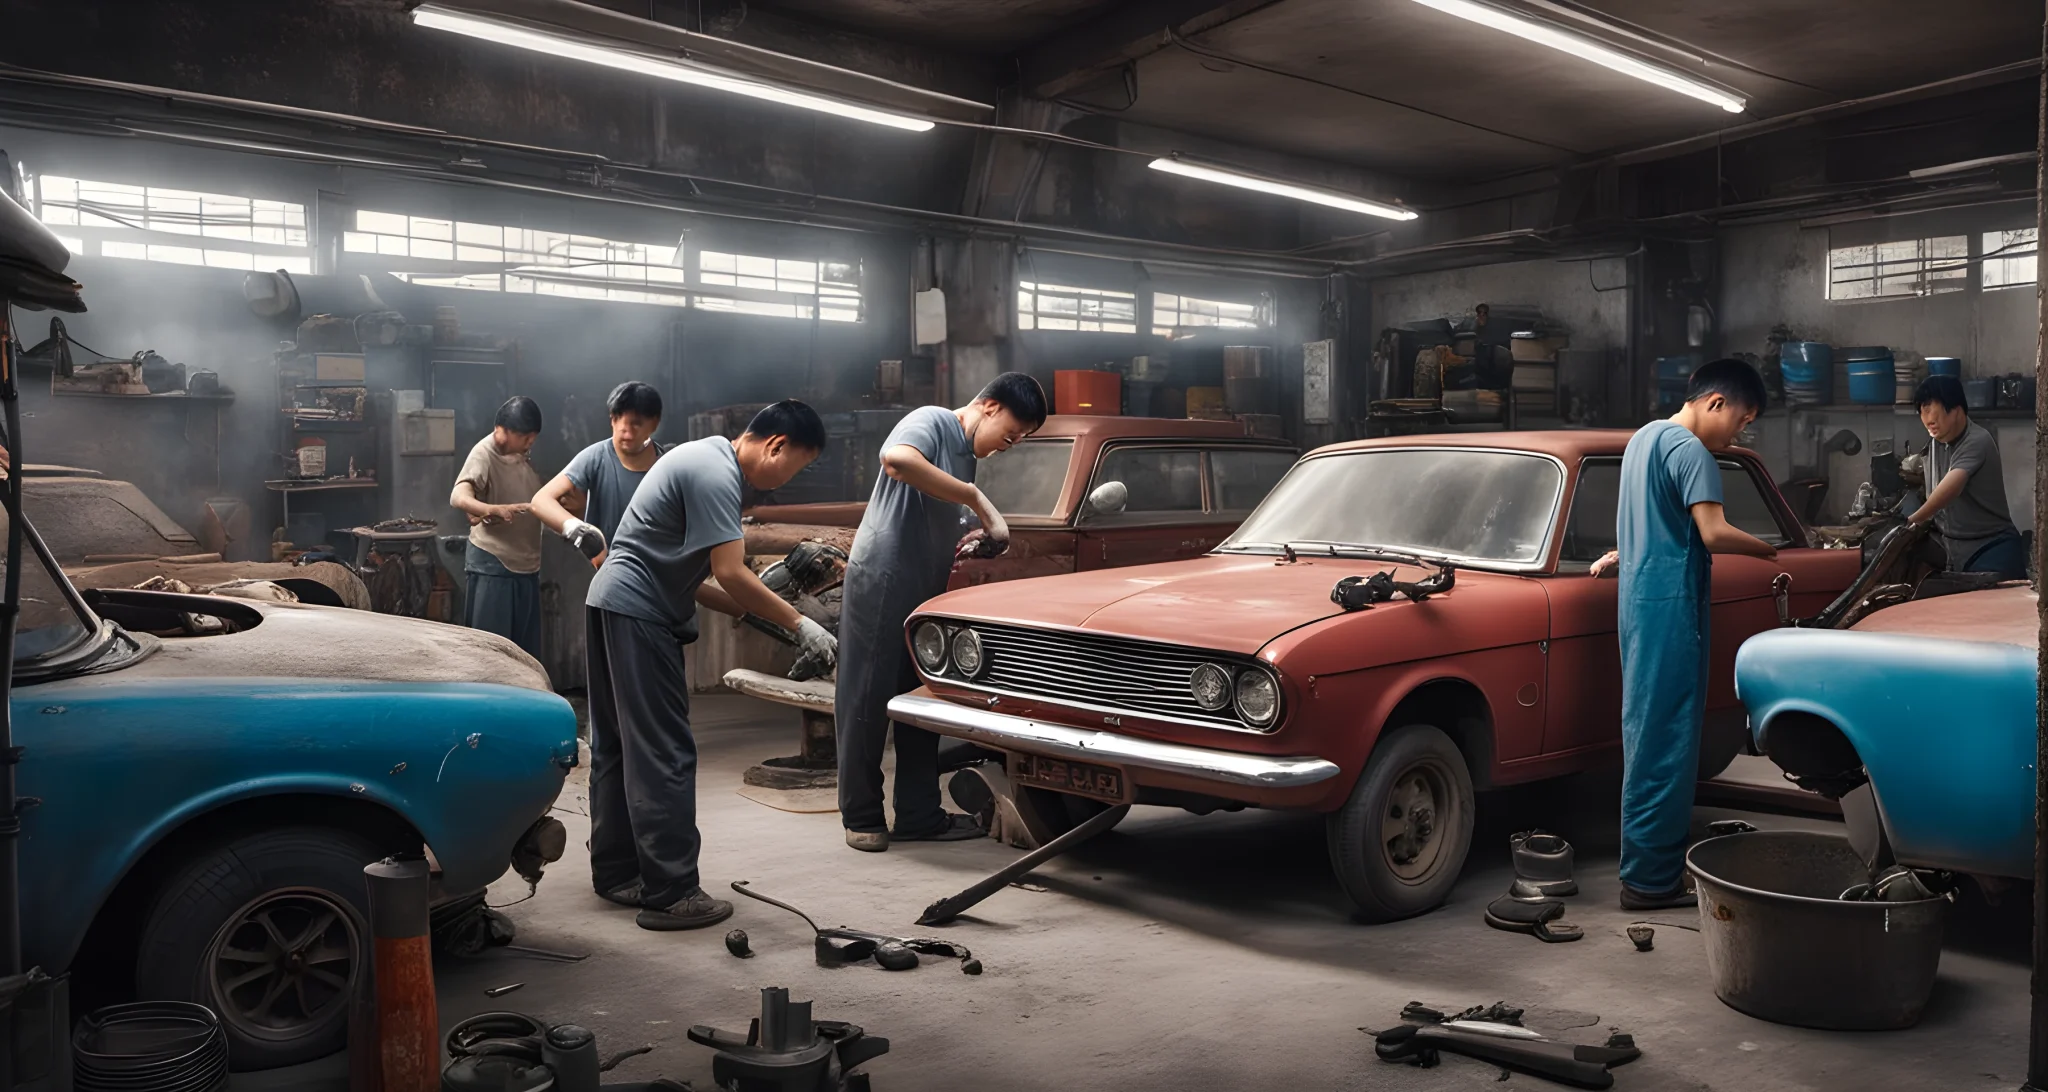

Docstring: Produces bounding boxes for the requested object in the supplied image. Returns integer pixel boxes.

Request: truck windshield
[974,439,1073,518]
[1220,449,1564,566]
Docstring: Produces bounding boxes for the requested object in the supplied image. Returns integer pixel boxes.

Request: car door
[1706,456,1859,706]
[1075,444,1208,569]
[1541,457,1623,756]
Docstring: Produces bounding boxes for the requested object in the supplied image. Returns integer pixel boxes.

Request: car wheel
[1325,724,1476,923]
[1010,785,1121,848]
[135,826,379,1070]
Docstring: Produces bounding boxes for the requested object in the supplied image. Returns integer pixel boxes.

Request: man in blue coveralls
[1589,358,1777,910]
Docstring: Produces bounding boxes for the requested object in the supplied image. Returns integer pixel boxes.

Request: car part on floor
[1627,925,1655,952]
[1688,829,1950,1030]
[1373,1023,1640,1090]
[726,930,754,959]
[916,803,1131,926]
[730,882,975,971]
[688,987,889,1092]
[1509,831,1577,898]
[1482,892,1583,943]
[72,1001,229,1092]
[444,1012,667,1092]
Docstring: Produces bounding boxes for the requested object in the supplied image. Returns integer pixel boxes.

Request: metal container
[1963,377,1998,411]
[1687,831,1946,1031]
[1926,356,1961,380]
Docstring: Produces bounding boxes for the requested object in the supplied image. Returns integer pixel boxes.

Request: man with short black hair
[1589,358,1777,910]
[584,399,839,930]
[452,395,546,659]
[1907,374,2022,578]
[837,372,1049,852]
[531,381,667,567]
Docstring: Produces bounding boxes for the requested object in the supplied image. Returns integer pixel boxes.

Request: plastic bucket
[1926,356,1961,380]
[1845,352,1894,405]
[1687,831,1946,1031]
[1778,342,1833,406]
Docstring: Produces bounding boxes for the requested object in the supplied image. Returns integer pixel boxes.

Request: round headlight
[1233,669,1280,728]
[913,621,949,673]
[950,628,987,678]
[1190,663,1233,711]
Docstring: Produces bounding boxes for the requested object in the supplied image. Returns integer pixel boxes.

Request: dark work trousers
[835,557,945,835]
[585,605,701,908]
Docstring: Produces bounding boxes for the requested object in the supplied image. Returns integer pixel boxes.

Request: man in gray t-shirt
[579,400,838,933]
[1908,375,2023,577]
[532,381,667,567]
[836,373,1049,852]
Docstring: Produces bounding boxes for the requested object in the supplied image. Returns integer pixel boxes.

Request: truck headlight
[913,621,949,673]
[950,628,987,678]
[1234,668,1280,728]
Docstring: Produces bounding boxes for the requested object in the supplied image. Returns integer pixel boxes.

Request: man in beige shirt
[451,396,545,659]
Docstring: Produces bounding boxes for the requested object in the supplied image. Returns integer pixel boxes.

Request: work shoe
[891,813,986,842]
[636,889,735,931]
[596,880,643,908]
[845,829,889,853]
[1619,882,1697,911]
[1509,830,1578,898]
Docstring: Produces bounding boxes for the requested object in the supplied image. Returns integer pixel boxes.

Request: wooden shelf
[51,390,235,404]
[288,419,370,431]
[265,478,380,493]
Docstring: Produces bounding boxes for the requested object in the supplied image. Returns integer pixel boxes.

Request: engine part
[1331,564,1455,611]
[687,987,890,1092]
[727,929,755,959]
[543,1024,601,1092]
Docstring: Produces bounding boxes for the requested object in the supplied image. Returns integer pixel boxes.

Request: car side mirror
[1085,481,1128,517]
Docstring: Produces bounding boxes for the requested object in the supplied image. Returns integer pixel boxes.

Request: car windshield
[5,523,99,664]
[1220,448,1564,565]
[974,439,1073,518]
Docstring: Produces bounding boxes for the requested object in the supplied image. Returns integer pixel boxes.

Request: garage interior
[1,0,2047,1089]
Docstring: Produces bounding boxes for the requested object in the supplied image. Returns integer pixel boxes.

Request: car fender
[16,678,576,971]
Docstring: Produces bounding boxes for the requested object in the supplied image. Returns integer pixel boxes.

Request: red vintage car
[887,431,1862,921]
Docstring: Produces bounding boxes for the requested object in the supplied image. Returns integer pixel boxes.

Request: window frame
[1982,227,2038,292]
[1825,234,1969,302]
[1151,290,1270,337]
[32,172,314,274]
[1556,454,1799,573]
[1016,280,1139,333]
[1079,442,1212,527]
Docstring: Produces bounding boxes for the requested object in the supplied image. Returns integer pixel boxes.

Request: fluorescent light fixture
[1405,0,1744,114]
[1147,156,1418,221]
[412,4,936,132]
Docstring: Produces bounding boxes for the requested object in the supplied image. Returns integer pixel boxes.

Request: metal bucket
[1686,831,1947,1030]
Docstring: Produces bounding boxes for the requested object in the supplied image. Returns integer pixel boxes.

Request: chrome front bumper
[886,693,1341,790]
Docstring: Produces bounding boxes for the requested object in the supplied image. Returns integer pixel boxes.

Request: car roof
[1030,416,1281,443]
[1304,429,1763,464]
[1853,584,2038,650]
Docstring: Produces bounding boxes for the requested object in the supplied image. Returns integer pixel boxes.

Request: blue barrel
[1926,357,1961,380]
[1842,346,1894,405]
[1779,342,1833,407]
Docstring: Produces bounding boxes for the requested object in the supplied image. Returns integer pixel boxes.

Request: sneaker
[890,813,986,842]
[596,880,643,908]
[845,829,889,853]
[1619,882,1697,911]
[636,889,735,931]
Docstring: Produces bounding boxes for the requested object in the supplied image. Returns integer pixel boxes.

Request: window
[1209,448,1297,512]
[343,211,687,305]
[33,175,311,273]
[1560,460,1620,565]
[1153,291,1266,336]
[1017,281,1137,333]
[1717,460,1790,546]
[1826,236,1967,300]
[974,439,1073,518]
[697,251,861,322]
[1091,447,1203,516]
[1983,228,2037,290]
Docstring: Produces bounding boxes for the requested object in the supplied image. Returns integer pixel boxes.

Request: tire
[136,826,381,1070]
[1325,724,1476,923]
[1010,785,1120,848]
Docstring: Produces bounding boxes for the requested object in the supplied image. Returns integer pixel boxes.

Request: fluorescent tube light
[1405,0,1745,114]
[1147,156,1418,221]
[413,5,936,132]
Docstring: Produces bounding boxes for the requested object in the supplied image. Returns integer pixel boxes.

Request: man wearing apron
[1590,359,1776,910]
[1907,374,2023,578]
[837,372,1048,852]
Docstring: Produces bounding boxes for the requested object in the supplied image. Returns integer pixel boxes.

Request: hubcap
[1380,762,1453,883]
[207,889,360,1044]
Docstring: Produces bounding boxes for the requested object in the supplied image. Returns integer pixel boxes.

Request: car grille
[937,620,1262,731]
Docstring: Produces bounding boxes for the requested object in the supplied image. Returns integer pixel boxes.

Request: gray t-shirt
[563,438,664,541]
[1928,420,2017,565]
[586,437,745,641]
[848,406,975,588]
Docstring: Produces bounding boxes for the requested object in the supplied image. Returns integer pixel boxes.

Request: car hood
[916,553,1445,655]
[56,598,553,691]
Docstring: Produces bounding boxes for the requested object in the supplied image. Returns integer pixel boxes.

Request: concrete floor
[264,694,2037,1091]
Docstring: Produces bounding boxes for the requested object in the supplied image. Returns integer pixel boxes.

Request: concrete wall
[1369,255,1630,351]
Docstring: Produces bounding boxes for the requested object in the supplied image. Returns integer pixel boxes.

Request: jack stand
[688,987,889,1092]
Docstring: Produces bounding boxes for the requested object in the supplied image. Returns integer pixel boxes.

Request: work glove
[561,517,607,560]
[795,616,839,670]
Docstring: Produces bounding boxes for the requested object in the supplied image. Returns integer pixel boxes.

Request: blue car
[11,527,577,1068]
[1735,583,2034,879]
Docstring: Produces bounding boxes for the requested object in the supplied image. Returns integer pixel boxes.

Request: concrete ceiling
[759,0,2044,183]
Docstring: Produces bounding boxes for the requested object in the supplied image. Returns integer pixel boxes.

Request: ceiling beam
[1018,0,1285,101]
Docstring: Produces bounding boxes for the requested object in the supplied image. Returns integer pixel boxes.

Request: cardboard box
[315,354,366,382]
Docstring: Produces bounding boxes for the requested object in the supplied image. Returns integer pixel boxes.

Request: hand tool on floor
[729,881,975,970]
[916,803,1131,926]
[1374,1023,1640,1089]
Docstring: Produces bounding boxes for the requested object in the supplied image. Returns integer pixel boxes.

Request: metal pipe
[0,302,19,977]
[2028,3,2048,1087]
[916,803,1131,926]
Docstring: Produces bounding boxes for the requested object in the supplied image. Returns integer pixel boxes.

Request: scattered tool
[1510,831,1578,898]
[731,881,976,971]
[917,804,1131,926]
[1626,925,1655,952]
[485,982,527,998]
[726,929,755,958]
[688,987,889,1092]
[1484,891,1582,943]
[1373,1024,1640,1090]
